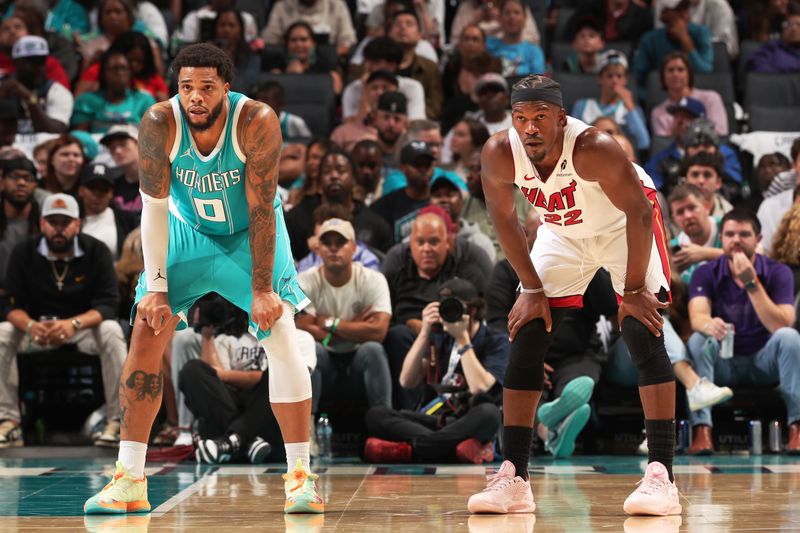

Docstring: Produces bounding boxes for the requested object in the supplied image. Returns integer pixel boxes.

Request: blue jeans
[687,327,800,427]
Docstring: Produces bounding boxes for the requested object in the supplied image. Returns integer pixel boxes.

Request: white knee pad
[259,303,312,403]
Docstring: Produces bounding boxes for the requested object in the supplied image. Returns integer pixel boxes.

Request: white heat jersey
[509,116,656,239]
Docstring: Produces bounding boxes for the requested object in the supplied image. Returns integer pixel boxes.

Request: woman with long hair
[209,8,259,94]
[289,138,334,207]
[42,135,85,196]
[443,118,490,180]
[770,198,800,296]
[269,21,343,95]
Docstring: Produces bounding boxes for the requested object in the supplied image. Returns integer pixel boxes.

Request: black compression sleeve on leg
[645,419,675,482]
[621,316,675,387]
[503,425,533,480]
[503,309,567,391]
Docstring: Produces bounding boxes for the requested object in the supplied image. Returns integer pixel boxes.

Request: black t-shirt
[371,189,430,243]
[113,176,142,213]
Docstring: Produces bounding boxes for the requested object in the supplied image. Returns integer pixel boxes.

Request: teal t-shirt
[169,91,278,236]
[71,89,156,134]
[382,167,467,197]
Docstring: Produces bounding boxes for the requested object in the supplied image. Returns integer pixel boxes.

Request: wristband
[26,319,34,333]
[623,285,647,296]
[457,343,473,356]
[322,318,340,347]
[518,283,544,294]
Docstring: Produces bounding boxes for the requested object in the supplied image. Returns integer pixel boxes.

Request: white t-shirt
[215,330,318,372]
[757,188,794,254]
[82,207,118,259]
[298,263,392,353]
[342,76,427,120]
[18,82,73,135]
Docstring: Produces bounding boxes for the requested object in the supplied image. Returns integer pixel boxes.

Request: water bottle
[749,420,762,455]
[316,414,333,464]
[720,324,735,359]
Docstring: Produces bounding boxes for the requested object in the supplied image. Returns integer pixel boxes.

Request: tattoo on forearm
[138,106,170,197]
[242,104,281,292]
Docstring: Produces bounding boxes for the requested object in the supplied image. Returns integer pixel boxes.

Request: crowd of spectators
[0,0,799,463]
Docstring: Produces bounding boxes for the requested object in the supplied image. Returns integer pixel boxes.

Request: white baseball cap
[42,193,79,219]
[12,36,49,59]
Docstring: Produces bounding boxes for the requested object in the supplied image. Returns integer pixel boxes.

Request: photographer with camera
[363,278,508,464]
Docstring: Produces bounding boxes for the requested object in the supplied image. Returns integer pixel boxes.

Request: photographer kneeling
[364,279,509,464]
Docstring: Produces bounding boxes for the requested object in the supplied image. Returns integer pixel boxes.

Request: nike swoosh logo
[523,174,536,181]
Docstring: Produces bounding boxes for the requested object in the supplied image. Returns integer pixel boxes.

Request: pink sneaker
[623,462,682,516]
[467,460,535,514]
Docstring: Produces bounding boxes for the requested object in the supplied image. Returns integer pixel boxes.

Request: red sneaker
[456,438,495,464]
[364,437,412,463]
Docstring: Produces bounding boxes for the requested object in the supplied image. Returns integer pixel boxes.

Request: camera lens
[439,297,464,323]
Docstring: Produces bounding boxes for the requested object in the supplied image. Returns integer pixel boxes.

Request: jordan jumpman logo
[153,269,166,282]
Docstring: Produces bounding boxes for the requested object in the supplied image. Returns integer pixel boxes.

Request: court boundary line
[151,474,214,517]
[331,468,367,528]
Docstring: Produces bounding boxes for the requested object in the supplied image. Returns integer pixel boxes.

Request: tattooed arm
[241,101,285,331]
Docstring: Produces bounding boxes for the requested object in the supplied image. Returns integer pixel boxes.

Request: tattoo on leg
[125,370,163,401]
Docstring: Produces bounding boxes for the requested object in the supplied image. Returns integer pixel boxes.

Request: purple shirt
[689,254,795,355]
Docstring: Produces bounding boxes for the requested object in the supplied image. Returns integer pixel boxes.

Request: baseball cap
[474,72,508,94]
[667,97,706,118]
[80,162,121,186]
[438,278,479,302]
[318,218,355,242]
[12,36,48,59]
[377,91,407,115]
[366,69,399,87]
[682,117,720,147]
[431,173,461,192]
[400,140,434,165]
[595,49,628,73]
[2,156,36,176]
[69,130,98,160]
[100,124,139,146]
[42,193,79,218]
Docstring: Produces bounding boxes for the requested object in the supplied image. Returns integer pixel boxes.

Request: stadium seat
[748,106,800,132]
[645,71,737,133]
[284,103,332,138]
[737,39,763,86]
[553,7,576,42]
[235,0,271,31]
[712,41,731,73]
[257,73,335,110]
[649,135,674,157]
[744,73,800,111]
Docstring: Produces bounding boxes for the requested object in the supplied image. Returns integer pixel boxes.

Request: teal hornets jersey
[168,91,278,235]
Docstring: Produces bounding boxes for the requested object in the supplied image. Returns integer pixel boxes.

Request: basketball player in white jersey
[468,75,681,516]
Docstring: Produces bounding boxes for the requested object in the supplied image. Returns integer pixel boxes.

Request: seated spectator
[77,162,139,261]
[364,279,506,464]
[0,10,72,90]
[682,152,733,217]
[572,50,650,151]
[352,140,385,205]
[389,8,443,119]
[261,0,357,59]
[739,0,789,42]
[255,81,312,141]
[75,31,167,102]
[183,299,317,464]
[0,36,71,134]
[296,218,392,416]
[288,138,332,208]
[177,0,257,46]
[297,204,382,273]
[99,125,141,214]
[27,0,89,37]
[562,16,606,74]
[449,0,540,46]
[0,157,40,290]
[646,114,741,192]
[654,0,739,58]
[464,73,512,135]
[758,152,793,198]
[10,4,80,84]
[572,0,653,44]
[277,141,306,205]
[381,212,487,407]
[461,150,530,260]
[441,24,489,102]
[441,51,501,136]
[485,0,545,77]
[430,174,496,262]
[771,202,800,295]
[442,118,491,180]
[356,0,439,67]
[372,91,409,167]
[0,193,125,448]
[266,21,343,96]
[286,147,392,259]
[763,139,800,199]
[207,8,259,95]
[748,2,800,73]
[330,71,392,151]
[41,135,85,196]
[759,184,800,255]
[668,183,723,284]
[372,140,434,242]
[70,50,155,134]
[632,0,713,98]
[686,209,800,454]
[342,37,426,122]
[650,51,729,136]
[594,117,638,162]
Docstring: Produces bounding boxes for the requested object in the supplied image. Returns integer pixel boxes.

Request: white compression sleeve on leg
[140,190,169,292]
[259,303,313,403]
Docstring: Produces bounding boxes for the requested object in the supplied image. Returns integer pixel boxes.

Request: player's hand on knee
[508,292,551,341]
[252,290,283,332]
[619,292,667,337]
[138,292,178,335]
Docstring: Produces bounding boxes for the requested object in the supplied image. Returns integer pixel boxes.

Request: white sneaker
[467,460,535,514]
[687,378,733,411]
[93,419,120,448]
[623,462,682,516]
[174,431,193,447]
[637,438,649,456]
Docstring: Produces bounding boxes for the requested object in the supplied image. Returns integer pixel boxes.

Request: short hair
[721,208,761,235]
[319,146,356,177]
[659,51,694,91]
[668,183,710,207]
[171,43,234,84]
[389,8,420,30]
[791,137,800,162]
[353,139,381,153]
[407,119,439,137]
[680,151,723,179]
[363,36,403,65]
[511,74,561,94]
[312,202,352,226]
[257,80,284,97]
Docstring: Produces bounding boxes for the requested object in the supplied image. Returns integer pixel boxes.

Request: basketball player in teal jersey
[84,44,324,515]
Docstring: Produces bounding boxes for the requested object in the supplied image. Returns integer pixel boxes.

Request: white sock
[118,440,148,479]
[285,442,310,472]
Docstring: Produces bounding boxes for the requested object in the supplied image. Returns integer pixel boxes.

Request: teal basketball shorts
[132,209,308,340]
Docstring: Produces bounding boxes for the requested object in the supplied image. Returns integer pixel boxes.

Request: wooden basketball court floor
[1,453,799,532]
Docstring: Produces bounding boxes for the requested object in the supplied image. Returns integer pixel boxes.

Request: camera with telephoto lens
[438,297,465,323]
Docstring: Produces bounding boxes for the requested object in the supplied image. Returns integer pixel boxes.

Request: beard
[180,99,225,132]
[1,190,32,209]
[378,129,399,147]
[46,234,73,254]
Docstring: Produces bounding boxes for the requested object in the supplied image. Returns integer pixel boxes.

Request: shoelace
[634,474,668,496]
[482,471,516,492]
[283,469,319,493]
